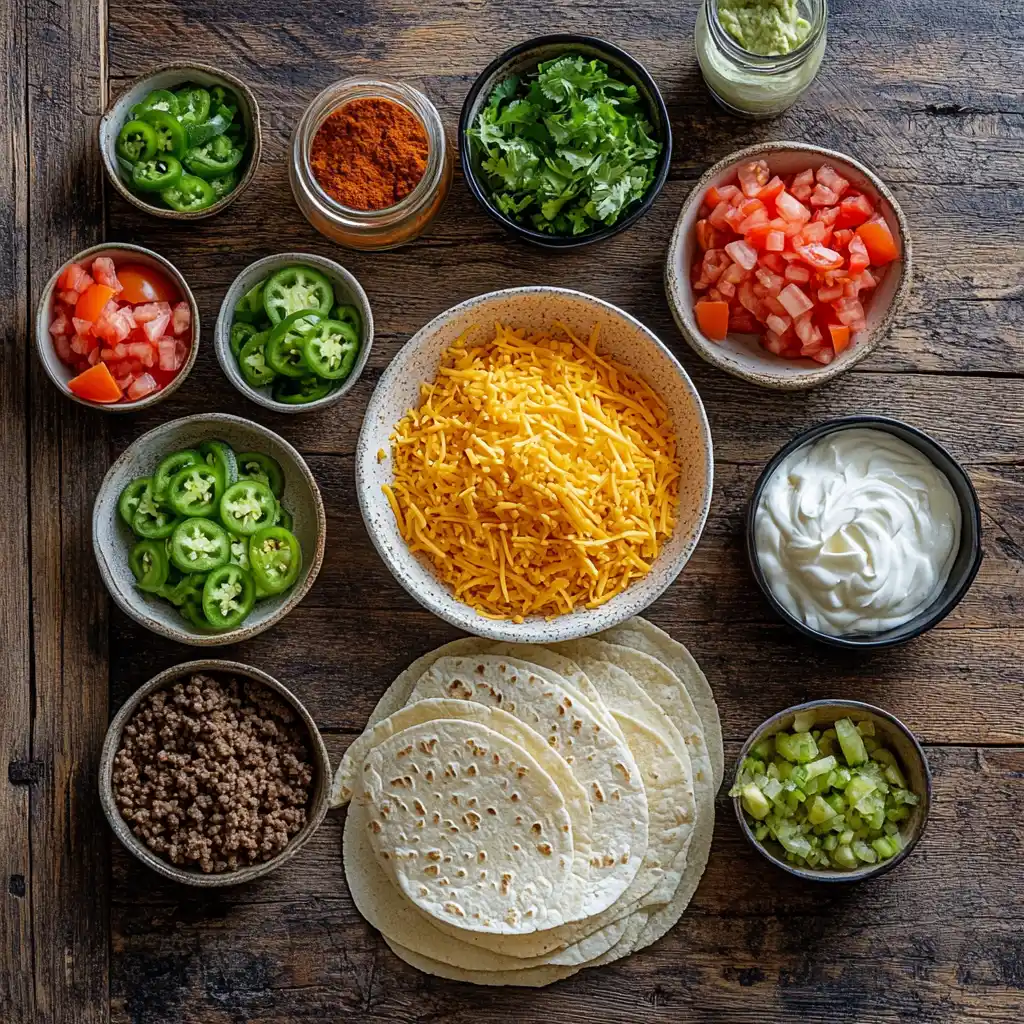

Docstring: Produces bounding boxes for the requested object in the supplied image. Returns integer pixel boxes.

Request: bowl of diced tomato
[665,143,911,390]
[36,244,199,410]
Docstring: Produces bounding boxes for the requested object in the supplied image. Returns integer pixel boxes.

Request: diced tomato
[116,264,177,304]
[765,230,786,252]
[722,262,750,286]
[59,264,94,294]
[53,334,74,364]
[127,373,159,401]
[702,248,732,282]
[708,201,732,230]
[90,257,122,293]
[848,235,870,274]
[796,221,828,245]
[834,297,867,330]
[755,267,785,294]
[809,183,838,207]
[729,308,758,333]
[776,190,811,224]
[744,222,774,249]
[49,312,70,338]
[158,339,180,371]
[795,243,844,271]
[856,216,900,265]
[696,219,714,251]
[815,165,850,197]
[812,347,835,365]
[131,301,172,323]
[818,284,844,302]
[779,283,814,319]
[813,205,840,226]
[739,208,769,233]
[766,313,792,337]
[142,312,171,343]
[695,300,729,341]
[829,324,851,353]
[718,279,736,299]
[75,283,115,323]
[738,160,771,198]
[757,175,785,204]
[67,362,122,403]
[725,240,758,271]
[706,183,741,207]
[836,194,875,228]
[58,288,81,306]
[724,205,747,232]
[784,263,811,284]
[758,252,786,273]
[88,347,100,366]
[127,342,155,368]
[790,168,815,200]
[833,228,854,250]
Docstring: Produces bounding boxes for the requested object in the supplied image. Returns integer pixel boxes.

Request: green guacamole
[717,0,811,56]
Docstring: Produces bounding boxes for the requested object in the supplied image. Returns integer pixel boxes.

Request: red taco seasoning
[310,97,429,210]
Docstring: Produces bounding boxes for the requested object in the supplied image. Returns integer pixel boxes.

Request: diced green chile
[265,310,319,378]
[153,449,202,504]
[169,517,231,573]
[220,479,278,536]
[249,526,302,594]
[238,331,276,388]
[202,565,256,629]
[302,319,359,380]
[116,120,158,163]
[132,155,183,193]
[118,477,151,527]
[183,135,244,180]
[272,375,333,404]
[140,109,187,159]
[236,452,285,497]
[129,539,169,593]
[263,266,334,325]
[166,464,223,518]
[131,483,181,539]
[160,173,217,212]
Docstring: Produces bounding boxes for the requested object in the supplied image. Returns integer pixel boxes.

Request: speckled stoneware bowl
[666,142,912,390]
[35,243,200,413]
[92,413,325,645]
[99,62,261,220]
[99,659,331,887]
[357,286,714,642]
[733,700,931,883]
[214,252,374,414]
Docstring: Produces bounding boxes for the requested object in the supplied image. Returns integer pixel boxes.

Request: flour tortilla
[599,618,723,789]
[360,719,575,934]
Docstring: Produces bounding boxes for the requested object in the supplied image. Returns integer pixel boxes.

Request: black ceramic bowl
[458,34,672,250]
[746,416,983,649]
[733,700,932,883]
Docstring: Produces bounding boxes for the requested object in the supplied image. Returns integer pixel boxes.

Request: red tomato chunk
[49,258,191,403]
[690,161,897,364]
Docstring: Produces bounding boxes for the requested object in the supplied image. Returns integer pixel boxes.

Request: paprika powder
[310,97,429,211]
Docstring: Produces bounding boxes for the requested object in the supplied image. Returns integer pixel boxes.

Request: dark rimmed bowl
[458,34,672,250]
[99,660,331,887]
[99,62,262,221]
[746,416,982,649]
[733,700,932,883]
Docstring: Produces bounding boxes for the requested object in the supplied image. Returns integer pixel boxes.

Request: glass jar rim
[705,0,827,73]
[295,77,445,226]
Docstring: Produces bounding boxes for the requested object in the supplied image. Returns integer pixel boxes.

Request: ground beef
[112,673,315,874]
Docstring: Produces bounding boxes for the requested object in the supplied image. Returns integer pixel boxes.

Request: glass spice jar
[695,0,828,119]
[289,77,453,251]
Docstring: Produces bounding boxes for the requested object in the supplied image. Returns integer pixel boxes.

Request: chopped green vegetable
[836,717,869,766]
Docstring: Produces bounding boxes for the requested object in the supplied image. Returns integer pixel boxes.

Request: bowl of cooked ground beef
[100,660,330,886]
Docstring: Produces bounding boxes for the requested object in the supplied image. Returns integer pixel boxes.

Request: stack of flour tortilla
[331,616,722,987]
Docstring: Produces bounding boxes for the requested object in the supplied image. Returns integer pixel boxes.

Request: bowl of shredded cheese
[357,287,714,641]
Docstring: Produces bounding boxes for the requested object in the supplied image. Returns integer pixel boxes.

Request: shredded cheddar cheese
[384,322,680,620]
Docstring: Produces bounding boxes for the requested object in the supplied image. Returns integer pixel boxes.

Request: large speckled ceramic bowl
[99,659,331,887]
[214,252,374,414]
[93,413,325,646]
[357,287,714,642]
[99,62,261,220]
[35,243,200,413]
[666,142,912,390]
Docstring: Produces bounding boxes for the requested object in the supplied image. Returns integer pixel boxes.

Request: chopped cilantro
[468,55,662,236]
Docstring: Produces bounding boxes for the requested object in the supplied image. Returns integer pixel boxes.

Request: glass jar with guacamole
[695,0,827,118]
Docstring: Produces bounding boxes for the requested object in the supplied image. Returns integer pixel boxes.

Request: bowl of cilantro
[459,35,672,248]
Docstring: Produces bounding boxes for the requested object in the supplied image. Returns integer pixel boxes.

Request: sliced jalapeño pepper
[233,281,267,324]
[230,321,257,358]
[183,135,243,180]
[238,331,275,388]
[265,310,319,378]
[201,565,256,630]
[169,517,231,574]
[140,109,187,159]
[119,477,151,527]
[198,440,237,487]
[228,536,251,570]
[131,483,180,539]
[132,155,183,193]
[185,113,231,149]
[158,572,206,607]
[302,319,359,380]
[276,506,294,531]
[174,86,211,127]
[332,303,363,337]
[182,598,212,630]
[249,526,302,595]
[116,120,158,164]
[207,169,239,198]
[133,89,179,117]
[220,479,278,536]
[273,375,333,404]
[152,449,201,505]
[129,539,170,593]
[166,464,223,518]
[236,453,285,498]
[263,266,334,325]
[160,173,217,212]
[209,85,239,118]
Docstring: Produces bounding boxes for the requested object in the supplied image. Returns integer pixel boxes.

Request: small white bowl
[665,142,912,390]
[357,286,714,642]
[99,62,262,221]
[214,252,374,415]
[93,413,325,646]
[35,243,200,413]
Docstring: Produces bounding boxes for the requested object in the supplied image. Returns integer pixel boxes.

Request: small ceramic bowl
[93,413,325,645]
[35,243,200,413]
[666,142,912,389]
[99,659,331,887]
[99,62,262,220]
[357,286,714,642]
[733,700,931,883]
[459,34,672,250]
[214,252,374,414]
[746,416,983,649]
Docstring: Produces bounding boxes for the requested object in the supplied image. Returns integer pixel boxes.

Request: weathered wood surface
[2,0,1022,1020]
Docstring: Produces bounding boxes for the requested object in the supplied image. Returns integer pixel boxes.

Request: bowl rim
[356,285,715,641]
[35,242,201,413]
[99,60,263,221]
[665,140,913,390]
[213,251,375,414]
[98,658,331,887]
[457,33,672,250]
[732,698,933,884]
[92,412,326,645]
[745,414,984,649]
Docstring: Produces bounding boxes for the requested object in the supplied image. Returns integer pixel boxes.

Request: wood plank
[24,0,110,1020]
[0,0,34,1017]
[108,745,1024,1023]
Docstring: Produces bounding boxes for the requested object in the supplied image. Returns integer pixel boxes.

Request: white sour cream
[755,428,962,636]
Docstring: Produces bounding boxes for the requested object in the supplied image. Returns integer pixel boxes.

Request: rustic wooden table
[3,0,1023,1021]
